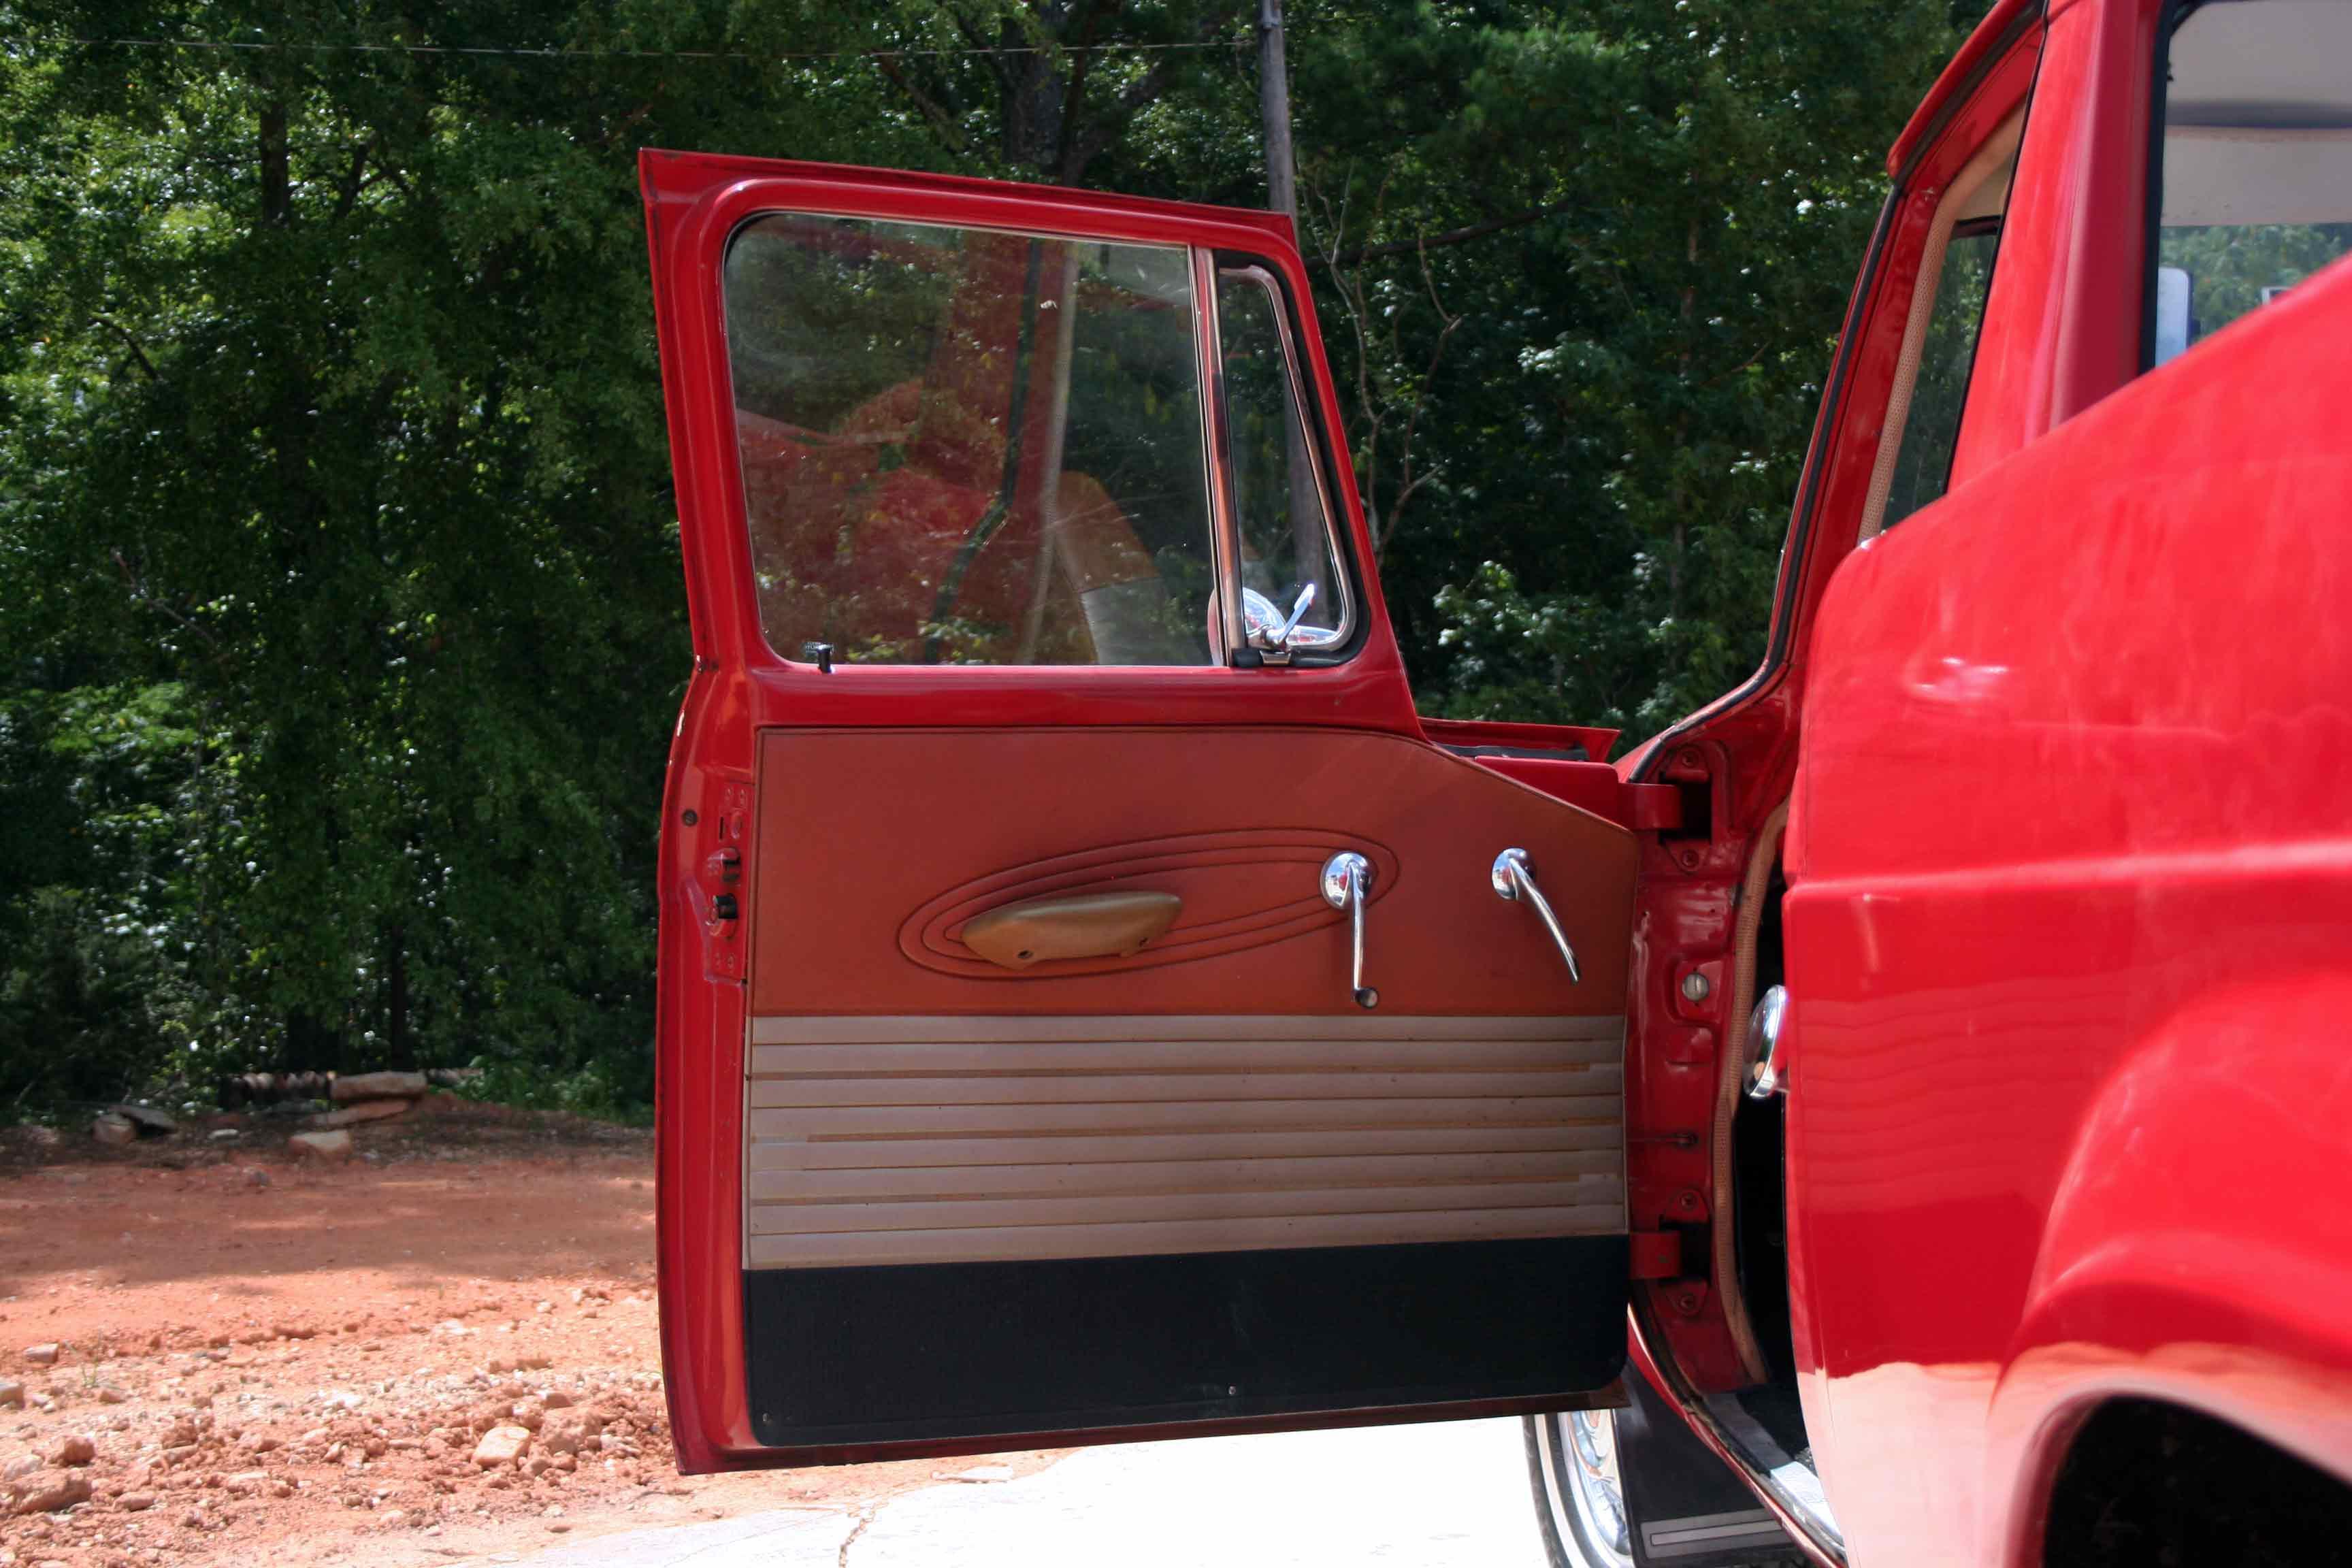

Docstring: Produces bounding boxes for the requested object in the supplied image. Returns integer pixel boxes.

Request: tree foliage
[0,0,1980,1111]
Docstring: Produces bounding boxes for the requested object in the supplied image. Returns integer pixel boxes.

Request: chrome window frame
[1207,261,1358,660]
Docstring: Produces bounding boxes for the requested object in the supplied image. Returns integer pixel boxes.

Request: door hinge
[1622,782,1685,833]
[1629,1230,1685,1281]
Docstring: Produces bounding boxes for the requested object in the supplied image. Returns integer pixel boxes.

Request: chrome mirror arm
[1242,583,1320,652]
[1272,583,1316,647]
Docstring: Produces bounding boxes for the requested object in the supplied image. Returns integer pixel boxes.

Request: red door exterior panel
[1784,248,2352,1566]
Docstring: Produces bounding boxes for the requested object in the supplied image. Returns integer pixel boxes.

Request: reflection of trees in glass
[723,217,1214,666]
[725,218,954,430]
[1060,254,1216,655]
[1884,223,2000,531]
[2159,223,2352,348]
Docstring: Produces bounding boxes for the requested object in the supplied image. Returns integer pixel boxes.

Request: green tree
[1288,0,1978,737]
[0,0,932,1101]
[0,0,1985,1113]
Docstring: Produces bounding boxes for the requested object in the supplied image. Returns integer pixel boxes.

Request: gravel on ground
[0,1105,1058,1567]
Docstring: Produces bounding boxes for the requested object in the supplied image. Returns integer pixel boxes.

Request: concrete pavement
[506,1416,1550,1567]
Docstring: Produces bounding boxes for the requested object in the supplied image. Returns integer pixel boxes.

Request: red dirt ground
[0,1103,1058,1567]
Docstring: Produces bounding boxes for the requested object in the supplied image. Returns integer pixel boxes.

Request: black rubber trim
[745,1234,1628,1448]
[1632,0,2047,783]
[1890,2,2048,191]
[1442,741,1595,763]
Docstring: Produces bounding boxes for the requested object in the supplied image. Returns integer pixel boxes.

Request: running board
[1616,1375,1802,1566]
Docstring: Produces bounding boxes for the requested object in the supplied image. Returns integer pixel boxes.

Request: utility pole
[1258,0,1298,224]
[1258,0,1320,583]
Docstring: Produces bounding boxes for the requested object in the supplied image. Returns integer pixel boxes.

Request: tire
[1524,1410,1635,1568]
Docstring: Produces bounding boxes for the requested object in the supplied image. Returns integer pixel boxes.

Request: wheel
[1524,1409,1635,1568]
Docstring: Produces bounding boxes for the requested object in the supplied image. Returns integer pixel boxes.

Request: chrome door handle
[1489,848,1582,984]
[1320,851,1377,1009]
[1746,985,1790,1099]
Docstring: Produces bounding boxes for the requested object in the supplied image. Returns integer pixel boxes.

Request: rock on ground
[287,1129,353,1162]
[93,1112,137,1147]
[331,1071,429,1103]
[7,1470,91,1516]
[306,1098,411,1129]
[474,1424,534,1468]
[20,1345,56,1367]
[111,1102,178,1134]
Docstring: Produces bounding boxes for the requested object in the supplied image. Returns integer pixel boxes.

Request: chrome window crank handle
[1319,851,1378,1009]
[1490,848,1582,984]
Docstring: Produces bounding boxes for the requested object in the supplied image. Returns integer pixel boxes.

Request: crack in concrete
[835,1501,881,1568]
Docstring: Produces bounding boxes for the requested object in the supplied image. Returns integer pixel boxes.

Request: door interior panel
[736,724,1638,1452]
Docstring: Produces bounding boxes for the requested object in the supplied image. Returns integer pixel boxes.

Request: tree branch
[331,140,373,224]
[91,316,157,381]
[1698,343,1769,388]
[1328,198,1580,267]
[1061,3,1241,182]
[945,3,1018,95]
[875,55,973,154]
[111,549,229,663]
[946,2,1000,53]
[1379,242,1464,554]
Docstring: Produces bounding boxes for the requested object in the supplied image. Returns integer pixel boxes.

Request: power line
[58,35,1252,64]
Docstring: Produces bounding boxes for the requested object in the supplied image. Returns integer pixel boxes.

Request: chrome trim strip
[1191,246,1244,662]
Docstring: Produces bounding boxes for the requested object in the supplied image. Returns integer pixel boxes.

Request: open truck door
[641,153,1642,1469]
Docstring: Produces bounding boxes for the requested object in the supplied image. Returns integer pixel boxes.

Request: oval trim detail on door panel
[899,829,1401,979]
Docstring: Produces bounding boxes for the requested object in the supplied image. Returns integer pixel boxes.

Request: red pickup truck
[636,0,2352,1562]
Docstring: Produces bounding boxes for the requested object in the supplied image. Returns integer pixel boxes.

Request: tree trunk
[287,1008,345,1073]
[1669,216,1699,621]
[1258,0,1298,223]
[1255,1,1319,585]
[998,20,1068,174]
[259,101,292,229]
[385,921,411,1068]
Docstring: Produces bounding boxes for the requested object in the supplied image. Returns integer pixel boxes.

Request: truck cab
[640,1,2352,1562]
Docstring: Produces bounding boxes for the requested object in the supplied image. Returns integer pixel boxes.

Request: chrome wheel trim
[1536,1409,1635,1568]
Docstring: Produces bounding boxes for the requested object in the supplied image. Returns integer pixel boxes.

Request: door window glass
[1868,116,2019,538]
[723,216,1215,665]
[1215,268,1348,652]
[1882,218,2004,528]
[2151,0,2352,367]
